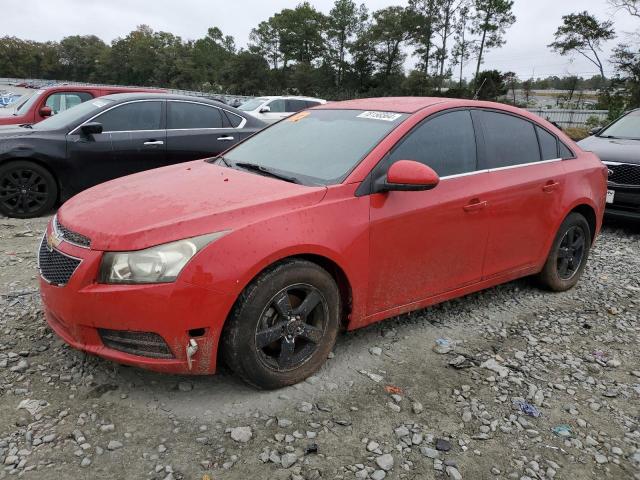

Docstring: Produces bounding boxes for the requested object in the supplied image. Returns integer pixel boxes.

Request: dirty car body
[38,98,607,387]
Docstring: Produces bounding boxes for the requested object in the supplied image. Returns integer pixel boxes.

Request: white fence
[526,108,609,128]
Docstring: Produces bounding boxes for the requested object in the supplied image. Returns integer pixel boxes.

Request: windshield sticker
[287,111,310,123]
[92,100,109,108]
[357,111,402,122]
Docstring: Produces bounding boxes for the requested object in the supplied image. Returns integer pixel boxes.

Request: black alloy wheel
[556,225,586,280]
[255,284,328,371]
[0,161,57,218]
[537,212,592,292]
[222,259,340,389]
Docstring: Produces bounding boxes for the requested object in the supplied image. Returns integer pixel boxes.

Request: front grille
[55,217,91,248]
[607,163,640,187]
[98,329,174,359]
[38,236,81,286]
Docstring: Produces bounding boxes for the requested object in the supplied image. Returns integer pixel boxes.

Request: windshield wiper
[234,162,300,184]
[19,123,32,129]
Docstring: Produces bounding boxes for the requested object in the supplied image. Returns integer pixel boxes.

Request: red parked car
[38,98,607,389]
[0,85,164,126]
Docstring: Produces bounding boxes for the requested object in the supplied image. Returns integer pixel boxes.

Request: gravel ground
[0,214,639,480]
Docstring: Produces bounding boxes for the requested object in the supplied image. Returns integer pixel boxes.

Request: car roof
[318,97,459,113]
[257,95,325,102]
[39,85,163,94]
[99,92,227,105]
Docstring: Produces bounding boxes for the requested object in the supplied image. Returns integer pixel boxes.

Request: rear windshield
[223,109,408,185]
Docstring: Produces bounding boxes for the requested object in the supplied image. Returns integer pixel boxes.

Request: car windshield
[599,110,640,140]
[32,98,115,131]
[221,109,408,185]
[238,97,269,111]
[15,90,43,115]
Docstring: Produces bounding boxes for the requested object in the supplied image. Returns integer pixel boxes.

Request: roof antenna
[473,77,487,100]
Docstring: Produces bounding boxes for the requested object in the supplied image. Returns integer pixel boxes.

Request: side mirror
[80,122,103,135]
[589,127,602,136]
[375,160,440,193]
[259,105,271,113]
[39,106,53,117]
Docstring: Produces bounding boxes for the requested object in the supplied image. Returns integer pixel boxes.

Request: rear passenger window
[559,142,574,159]
[223,110,243,128]
[536,126,559,160]
[481,111,540,168]
[168,102,223,129]
[305,101,321,108]
[388,110,477,177]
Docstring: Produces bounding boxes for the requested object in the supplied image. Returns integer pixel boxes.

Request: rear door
[476,110,568,278]
[367,109,491,314]
[166,101,242,163]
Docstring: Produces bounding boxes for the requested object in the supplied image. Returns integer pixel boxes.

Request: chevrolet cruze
[38,98,607,389]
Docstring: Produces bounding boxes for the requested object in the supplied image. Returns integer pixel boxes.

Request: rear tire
[0,161,57,218]
[221,260,340,389]
[537,212,591,292]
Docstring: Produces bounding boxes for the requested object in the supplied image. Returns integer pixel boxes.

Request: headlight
[98,231,228,284]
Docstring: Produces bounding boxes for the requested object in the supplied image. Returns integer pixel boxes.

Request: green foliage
[548,12,615,79]
[473,70,508,100]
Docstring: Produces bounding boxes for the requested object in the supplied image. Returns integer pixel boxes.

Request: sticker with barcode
[357,111,402,122]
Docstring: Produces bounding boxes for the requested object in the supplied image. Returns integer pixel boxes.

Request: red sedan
[38,98,607,389]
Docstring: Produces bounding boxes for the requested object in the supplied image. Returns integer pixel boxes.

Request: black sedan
[579,109,640,221]
[0,93,266,218]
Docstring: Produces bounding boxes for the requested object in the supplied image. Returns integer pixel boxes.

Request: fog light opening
[188,328,206,337]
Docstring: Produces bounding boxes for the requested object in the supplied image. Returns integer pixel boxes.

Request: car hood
[57,160,328,251]
[0,126,34,139]
[578,135,640,165]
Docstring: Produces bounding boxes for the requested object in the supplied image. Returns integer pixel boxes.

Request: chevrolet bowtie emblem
[46,231,63,251]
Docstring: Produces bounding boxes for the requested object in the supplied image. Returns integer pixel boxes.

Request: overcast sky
[5,0,637,79]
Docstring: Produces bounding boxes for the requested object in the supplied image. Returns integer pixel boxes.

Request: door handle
[463,199,488,212]
[143,140,164,146]
[217,136,235,141]
[542,181,560,193]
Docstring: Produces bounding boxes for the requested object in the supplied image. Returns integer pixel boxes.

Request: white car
[238,96,326,123]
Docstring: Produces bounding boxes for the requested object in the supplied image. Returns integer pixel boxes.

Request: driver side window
[387,110,478,177]
[267,99,286,113]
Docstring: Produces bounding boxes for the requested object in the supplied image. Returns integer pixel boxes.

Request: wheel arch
[0,156,61,204]
[570,203,597,242]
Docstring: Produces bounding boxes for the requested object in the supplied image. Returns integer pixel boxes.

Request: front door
[367,109,491,315]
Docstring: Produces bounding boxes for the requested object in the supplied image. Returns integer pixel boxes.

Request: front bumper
[38,234,236,375]
[605,184,640,221]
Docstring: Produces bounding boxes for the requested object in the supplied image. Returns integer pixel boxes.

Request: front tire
[0,161,57,218]
[537,212,591,292]
[222,260,340,389]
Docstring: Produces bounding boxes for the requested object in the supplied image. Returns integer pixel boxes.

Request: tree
[407,0,440,74]
[471,0,516,80]
[220,50,271,95]
[369,6,412,81]
[502,71,517,104]
[58,35,109,81]
[548,12,615,79]
[275,3,327,66]
[451,4,473,88]
[473,69,507,100]
[608,0,640,19]
[611,44,640,107]
[249,20,282,70]
[326,0,368,87]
